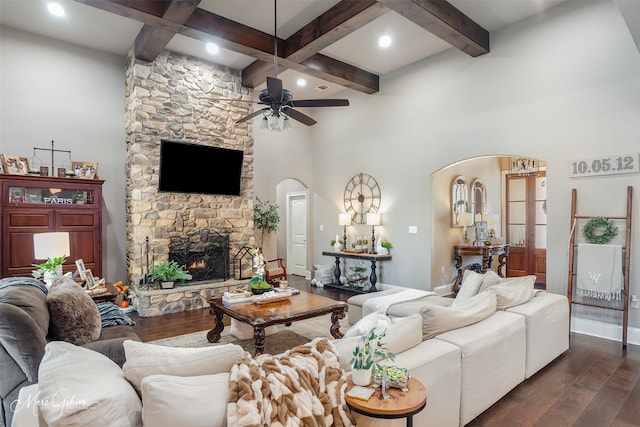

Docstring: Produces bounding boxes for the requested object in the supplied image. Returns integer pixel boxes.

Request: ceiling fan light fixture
[283,116,292,130]
[260,116,269,129]
[267,114,280,130]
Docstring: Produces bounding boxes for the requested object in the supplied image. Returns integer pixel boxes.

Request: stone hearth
[132,279,247,317]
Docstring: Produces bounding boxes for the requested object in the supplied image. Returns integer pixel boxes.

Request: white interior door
[287,192,307,277]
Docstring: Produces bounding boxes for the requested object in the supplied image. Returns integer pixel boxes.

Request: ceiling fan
[232,0,349,127]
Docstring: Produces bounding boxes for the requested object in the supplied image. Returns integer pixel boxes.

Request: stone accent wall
[124,49,255,287]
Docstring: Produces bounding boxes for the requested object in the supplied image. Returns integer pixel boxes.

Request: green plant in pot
[254,197,280,248]
[350,328,395,386]
[148,260,192,289]
[32,256,66,287]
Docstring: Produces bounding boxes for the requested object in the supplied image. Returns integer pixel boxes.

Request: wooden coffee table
[206,291,347,356]
[345,377,427,427]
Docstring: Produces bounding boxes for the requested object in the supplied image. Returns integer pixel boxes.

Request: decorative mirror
[471,179,486,221]
[451,176,469,227]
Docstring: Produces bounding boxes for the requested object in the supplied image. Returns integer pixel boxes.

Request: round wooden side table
[345,377,427,427]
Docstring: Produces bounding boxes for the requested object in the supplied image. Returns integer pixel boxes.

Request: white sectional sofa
[346,275,570,427]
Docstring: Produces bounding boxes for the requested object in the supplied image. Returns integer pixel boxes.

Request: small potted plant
[32,255,66,288]
[350,328,395,386]
[377,239,393,255]
[148,260,192,289]
[248,247,273,294]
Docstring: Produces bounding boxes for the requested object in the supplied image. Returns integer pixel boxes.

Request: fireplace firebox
[169,231,229,282]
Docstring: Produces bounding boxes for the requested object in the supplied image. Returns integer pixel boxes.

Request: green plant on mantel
[148,260,192,283]
[254,197,280,248]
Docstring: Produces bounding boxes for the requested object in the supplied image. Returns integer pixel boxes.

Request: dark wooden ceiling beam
[377,0,489,57]
[242,0,387,91]
[134,0,201,62]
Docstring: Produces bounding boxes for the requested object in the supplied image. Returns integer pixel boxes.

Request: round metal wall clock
[343,172,381,224]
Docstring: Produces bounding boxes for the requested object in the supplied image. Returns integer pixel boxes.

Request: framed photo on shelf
[0,154,29,175]
[75,259,87,280]
[475,221,489,244]
[84,269,98,289]
[71,161,99,179]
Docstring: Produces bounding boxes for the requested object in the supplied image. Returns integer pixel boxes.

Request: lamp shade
[366,212,381,226]
[338,213,351,226]
[458,212,474,227]
[33,232,70,260]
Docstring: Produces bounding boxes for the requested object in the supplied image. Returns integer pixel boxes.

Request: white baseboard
[571,316,640,346]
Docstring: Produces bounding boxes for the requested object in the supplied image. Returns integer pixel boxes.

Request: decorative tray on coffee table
[251,291,292,304]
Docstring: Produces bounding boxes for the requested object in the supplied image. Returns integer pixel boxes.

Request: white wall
[0,27,127,281]
[308,0,640,329]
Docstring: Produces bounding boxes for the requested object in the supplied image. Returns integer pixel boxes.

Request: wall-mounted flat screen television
[158,140,243,196]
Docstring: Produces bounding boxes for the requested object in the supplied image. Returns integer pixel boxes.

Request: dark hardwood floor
[130,276,640,427]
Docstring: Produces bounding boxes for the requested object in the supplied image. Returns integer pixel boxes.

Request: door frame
[286,190,308,277]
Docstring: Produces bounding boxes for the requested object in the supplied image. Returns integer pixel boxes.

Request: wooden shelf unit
[0,174,104,279]
[567,186,633,347]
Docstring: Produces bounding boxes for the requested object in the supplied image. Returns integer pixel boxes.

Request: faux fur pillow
[47,276,101,345]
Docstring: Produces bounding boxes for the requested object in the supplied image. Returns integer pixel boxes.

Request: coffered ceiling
[2,0,638,100]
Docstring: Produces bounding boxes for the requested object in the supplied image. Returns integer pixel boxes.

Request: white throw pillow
[38,341,142,426]
[489,275,536,309]
[451,270,484,308]
[124,339,217,359]
[141,373,229,427]
[332,314,423,371]
[420,291,497,340]
[123,343,243,392]
[343,312,392,338]
[478,270,501,293]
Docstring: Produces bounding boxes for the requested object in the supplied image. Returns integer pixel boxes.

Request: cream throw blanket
[227,338,355,427]
[362,289,435,317]
[576,243,623,301]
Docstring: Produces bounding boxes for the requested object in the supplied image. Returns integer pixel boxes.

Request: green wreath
[582,217,618,244]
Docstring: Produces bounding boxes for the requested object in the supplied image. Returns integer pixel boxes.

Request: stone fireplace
[124,49,257,315]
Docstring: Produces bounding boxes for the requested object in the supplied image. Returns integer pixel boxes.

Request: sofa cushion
[477,270,501,293]
[122,342,243,392]
[332,314,423,371]
[451,270,484,308]
[38,341,142,426]
[141,373,229,427]
[343,312,392,338]
[47,276,101,345]
[419,291,497,340]
[487,275,535,309]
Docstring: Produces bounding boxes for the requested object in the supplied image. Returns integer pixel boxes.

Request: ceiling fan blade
[267,76,283,102]
[236,108,269,124]
[210,97,265,105]
[288,99,349,108]
[283,107,317,126]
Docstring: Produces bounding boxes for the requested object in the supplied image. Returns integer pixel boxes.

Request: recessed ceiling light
[296,78,306,87]
[47,2,65,17]
[378,35,392,48]
[206,42,219,55]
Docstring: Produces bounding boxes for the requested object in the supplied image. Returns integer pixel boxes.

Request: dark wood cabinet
[0,174,103,278]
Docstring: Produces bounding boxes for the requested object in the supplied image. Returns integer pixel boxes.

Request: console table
[453,244,509,293]
[321,251,391,294]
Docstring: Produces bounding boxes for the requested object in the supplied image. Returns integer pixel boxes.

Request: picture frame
[71,161,99,179]
[475,221,489,244]
[75,259,87,280]
[0,154,29,175]
[84,269,98,289]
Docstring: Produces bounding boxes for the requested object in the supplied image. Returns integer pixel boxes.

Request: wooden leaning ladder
[567,186,633,347]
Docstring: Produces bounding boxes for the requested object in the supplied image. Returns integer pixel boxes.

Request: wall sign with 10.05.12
[568,153,639,178]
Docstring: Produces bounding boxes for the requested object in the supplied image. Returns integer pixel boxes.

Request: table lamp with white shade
[33,232,70,287]
[458,212,474,245]
[366,212,381,254]
[339,213,351,251]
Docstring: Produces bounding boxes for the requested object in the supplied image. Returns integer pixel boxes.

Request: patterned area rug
[150,314,342,355]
